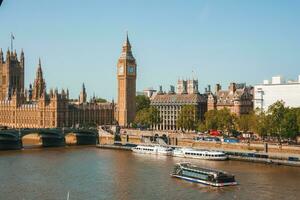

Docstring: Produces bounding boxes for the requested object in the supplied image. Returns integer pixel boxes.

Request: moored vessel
[171,162,237,187]
[132,144,173,155]
[173,148,228,161]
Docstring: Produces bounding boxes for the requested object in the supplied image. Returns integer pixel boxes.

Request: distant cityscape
[0,34,300,130]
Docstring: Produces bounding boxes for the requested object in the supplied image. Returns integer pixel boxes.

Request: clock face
[118,66,124,75]
[128,66,135,74]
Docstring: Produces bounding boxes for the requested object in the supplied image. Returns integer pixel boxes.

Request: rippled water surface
[0,147,300,200]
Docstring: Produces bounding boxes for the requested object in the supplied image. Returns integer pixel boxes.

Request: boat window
[182,170,209,180]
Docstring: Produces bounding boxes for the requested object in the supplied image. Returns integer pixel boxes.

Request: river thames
[0,147,300,200]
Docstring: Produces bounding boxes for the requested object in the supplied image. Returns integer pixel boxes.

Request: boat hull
[132,149,172,156]
[171,174,237,187]
[173,153,228,161]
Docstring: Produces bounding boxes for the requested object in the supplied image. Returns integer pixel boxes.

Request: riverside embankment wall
[99,133,300,156]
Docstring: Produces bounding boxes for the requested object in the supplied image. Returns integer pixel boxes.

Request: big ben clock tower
[117,34,137,127]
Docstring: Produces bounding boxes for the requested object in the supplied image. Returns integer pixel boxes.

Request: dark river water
[0,147,300,200]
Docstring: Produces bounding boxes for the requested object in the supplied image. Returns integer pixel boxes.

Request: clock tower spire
[117,34,137,127]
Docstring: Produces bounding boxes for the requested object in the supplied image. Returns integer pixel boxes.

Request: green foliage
[217,108,236,132]
[281,109,298,139]
[196,122,207,132]
[134,106,160,128]
[237,112,256,133]
[253,112,271,138]
[267,100,285,137]
[136,95,151,112]
[94,97,107,103]
[254,101,299,140]
[177,105,198,131]
[203,108,236,133]
[295,108,300,132]
[200,100,300,140]
[204,110,218,130]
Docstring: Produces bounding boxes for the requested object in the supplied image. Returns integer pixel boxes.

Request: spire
[32,58,46,101]
[79,83,87,104]
[38,57,41,68]
[19,49,24,65]
[0,48,3,63]
[120,32,135,60]
[6,48,10,61]
[123,31,131,48]
[37,58,43,78]
[82,83,86,92]
[66,88,69,99]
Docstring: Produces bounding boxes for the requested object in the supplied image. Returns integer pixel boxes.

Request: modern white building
[254,75,300,111]
[143,88,157,99]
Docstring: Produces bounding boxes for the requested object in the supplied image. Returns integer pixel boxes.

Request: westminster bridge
[0,128,99,150]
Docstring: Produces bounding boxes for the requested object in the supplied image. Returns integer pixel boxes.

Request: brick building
[207,83,253,116]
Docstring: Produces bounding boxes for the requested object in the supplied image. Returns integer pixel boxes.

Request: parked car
[209,130,221,136]
[223,138,239,143]
[195,136,221,142]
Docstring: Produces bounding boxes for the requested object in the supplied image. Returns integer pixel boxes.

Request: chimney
[169,85,175,94]
[215,84,221,93]
[208,85,211,92]
[229,83,236,93]
[158,85,163,94]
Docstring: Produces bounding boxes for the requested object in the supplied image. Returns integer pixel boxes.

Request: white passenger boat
[173,148,228,160]
[132,144,173,156]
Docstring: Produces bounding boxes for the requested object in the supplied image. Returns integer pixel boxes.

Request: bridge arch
[20,129,65,148]
[0,128,99,150]
[0,131,22,150]
[64,129,99,145]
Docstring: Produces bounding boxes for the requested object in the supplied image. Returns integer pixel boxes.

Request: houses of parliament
[0,48,115,128]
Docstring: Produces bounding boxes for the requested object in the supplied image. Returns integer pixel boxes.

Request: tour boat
[171,162,237,187]
[131,144,173,156]
[173,148,228,161]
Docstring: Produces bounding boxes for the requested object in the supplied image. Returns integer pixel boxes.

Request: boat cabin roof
[176,163,228,176]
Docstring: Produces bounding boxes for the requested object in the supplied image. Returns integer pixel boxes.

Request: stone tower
[117,34,137,127]
[187,79,199,94]
[79,83,87,104]
[177,79,187,94]
[32,58,46,101]
[0,49,25,100]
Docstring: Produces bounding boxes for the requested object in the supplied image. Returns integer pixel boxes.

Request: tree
[204,110,219,130]
[134,106,160,128]
[267,100,286,141]
[237,112,256,133]
[94,97,107,103]
[196,122,207,132]
[281,108,298,139]
[253,112,271,139]
[295,108,300,132]
[217,108,236,133]
[177,105,197,131]
[134,108,149,127]
[148,106,161,126]
[202,108,236,134]
[136,95,150,112]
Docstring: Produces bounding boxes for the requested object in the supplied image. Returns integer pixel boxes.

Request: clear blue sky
[0,0,299,100]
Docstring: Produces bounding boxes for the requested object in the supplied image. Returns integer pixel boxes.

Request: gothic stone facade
[151,79,207,131]
[207,83,253,116]
[0,49,114,128]
[116,35,137,127]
